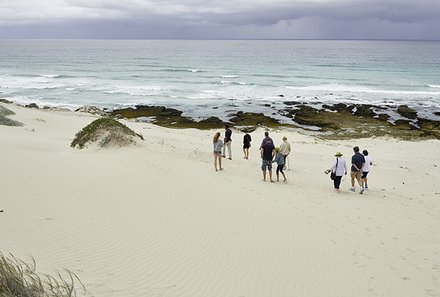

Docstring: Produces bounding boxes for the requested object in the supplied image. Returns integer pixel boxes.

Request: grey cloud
[0,0,439,39]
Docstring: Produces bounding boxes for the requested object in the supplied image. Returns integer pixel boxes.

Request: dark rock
[353,104,377,118]
[397,105,417,119]
[263,104,271,107]
[434,111,440,116]
[294,105,339,129]
[394,119,412,129]
[112,105,183,118]
[26,103,39,109]
[278,94,284,97]
[0,99,12,104]
[229,111,280,127]
[284,101,301,106]
[322,103,348,112]
[417,118,440,139]
[375,113,391,121]
[212,106,219,109]
[197,116,225,128]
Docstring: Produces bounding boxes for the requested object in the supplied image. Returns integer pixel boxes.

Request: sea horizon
[1,39,439,121]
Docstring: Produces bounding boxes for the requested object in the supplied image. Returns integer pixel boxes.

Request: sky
[0,0,440,40]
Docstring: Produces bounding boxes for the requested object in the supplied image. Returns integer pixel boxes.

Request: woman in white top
[213,132,224,172]
[325,152,347,191]
[361,150,373,189]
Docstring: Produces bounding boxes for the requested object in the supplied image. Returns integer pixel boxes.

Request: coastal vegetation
[0,105,23,127]
[109,103,440,140]
[71,117,144,149]
[0,253,86,297]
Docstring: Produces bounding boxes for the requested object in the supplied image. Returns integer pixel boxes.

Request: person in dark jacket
[222,124,232,160]
[243,131,252,159]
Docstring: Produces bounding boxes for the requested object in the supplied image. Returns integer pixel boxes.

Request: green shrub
[71,117,143,149]
[0,106,23,127]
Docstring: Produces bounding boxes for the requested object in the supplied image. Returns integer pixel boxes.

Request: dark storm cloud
[0,0,439,39]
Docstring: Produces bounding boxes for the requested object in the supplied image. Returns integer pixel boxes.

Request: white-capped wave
[102,85,167,96]
[428,84,440,88]
[188,69,202,73]
[286,84,440,95]
[0,75,65,90]
[5,96,81,110]
[221,75,239,78]
[221,80,252,86]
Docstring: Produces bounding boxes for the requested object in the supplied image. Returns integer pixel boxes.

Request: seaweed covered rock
[229,111,280,127]
[397,105,417,119]
[111,105,197,128]
[294,106,339,130]
[71,117,143,149]
[197,116,226,128]
[0,105,23,127]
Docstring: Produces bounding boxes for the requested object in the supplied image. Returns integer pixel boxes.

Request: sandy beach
[1,103,440,297]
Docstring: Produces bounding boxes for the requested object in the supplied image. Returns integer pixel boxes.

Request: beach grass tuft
[71,117,144,149]
[0,105,23,127]
[0,252,86,297]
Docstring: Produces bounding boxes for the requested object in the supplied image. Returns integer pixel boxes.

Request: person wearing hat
[325,151,347,191]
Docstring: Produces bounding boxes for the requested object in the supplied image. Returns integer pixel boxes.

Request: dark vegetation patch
[71,117,143,149]
[0,105,23,127]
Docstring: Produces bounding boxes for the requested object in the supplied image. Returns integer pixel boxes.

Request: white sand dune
[1,103,440,297]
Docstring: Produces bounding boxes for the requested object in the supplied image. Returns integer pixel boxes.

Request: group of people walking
[213,126,372,192]
[213,126,291,183]
[325,146,373,194]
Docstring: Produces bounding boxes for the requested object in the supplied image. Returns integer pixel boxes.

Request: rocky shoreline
[1,98,439,140]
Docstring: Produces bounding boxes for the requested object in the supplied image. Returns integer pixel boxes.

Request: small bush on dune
[71,117,143,149]
[0,252,87,297]
[0,106,23,127]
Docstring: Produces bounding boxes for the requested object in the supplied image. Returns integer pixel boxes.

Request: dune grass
[71,117,144,149]
[0,105,23,127]
[0,253,87,297]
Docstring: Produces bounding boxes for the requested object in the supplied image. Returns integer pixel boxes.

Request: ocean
[1,39,439,121]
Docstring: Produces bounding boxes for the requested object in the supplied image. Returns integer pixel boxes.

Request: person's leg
[262,161,266,181]
[334,176,342,190]
[356,172,363,187]
[227,142,232,159]
[362,172,369,188]
[245,148,249,159]
[243,147,246,158]
[276,165,280,182]
[350,172,356,191]
[222,144,226,157]
[218,155,222,170]
[280,166,286,181]
[214,153,218,171]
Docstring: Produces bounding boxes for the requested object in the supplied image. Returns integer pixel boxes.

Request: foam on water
[0,39,439,119]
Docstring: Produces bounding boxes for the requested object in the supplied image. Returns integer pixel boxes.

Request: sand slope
[1,104,440,297]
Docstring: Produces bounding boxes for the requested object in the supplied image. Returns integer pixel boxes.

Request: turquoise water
[1,39,439,119]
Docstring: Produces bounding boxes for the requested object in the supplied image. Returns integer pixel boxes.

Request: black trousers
[333,176,342,189]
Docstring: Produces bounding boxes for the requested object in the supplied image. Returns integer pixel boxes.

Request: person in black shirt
[260,140,275,182]
[243,131,252,159]
[222,125,232,160]
[350,146,366,193]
